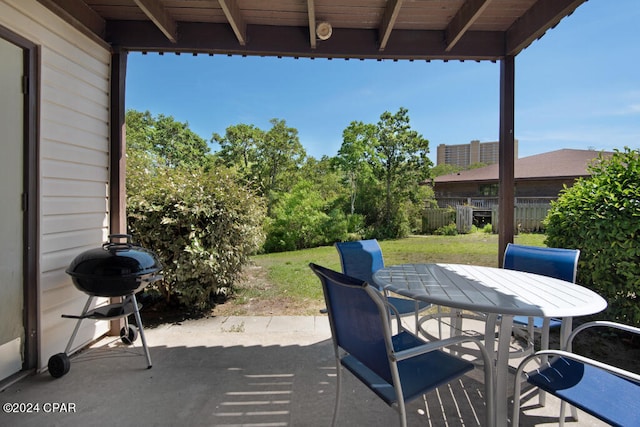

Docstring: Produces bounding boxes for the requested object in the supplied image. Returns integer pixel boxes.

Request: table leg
[451,308,462,337]
[495,314,513,427]
[483,313,498,356]
[559,317,573,351]
[447,308,463,356]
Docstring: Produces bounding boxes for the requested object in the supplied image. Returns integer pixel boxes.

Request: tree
[371,108,432,237]
[254,118,306,213]
[126,110,211,169]
[545,148,640,325]
[335,121,376,214]
[211,123,264,178]
[430,163,463,177]
[300,155,346,206]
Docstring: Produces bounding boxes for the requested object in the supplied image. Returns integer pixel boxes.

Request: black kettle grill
[48,234,163,378]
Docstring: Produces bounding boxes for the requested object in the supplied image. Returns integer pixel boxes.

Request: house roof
[37,0,588,61]
[433,149,613,183]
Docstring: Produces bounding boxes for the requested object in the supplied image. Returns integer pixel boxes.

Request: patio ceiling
[37,0,587,60]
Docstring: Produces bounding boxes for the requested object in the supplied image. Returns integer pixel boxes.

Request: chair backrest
[334,239,385,290]
[503,243,580,283]
[309,263,394,383]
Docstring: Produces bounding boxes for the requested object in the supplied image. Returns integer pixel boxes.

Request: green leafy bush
[127,161,266,310]
[544,148,640,325]
[263,180,348,252]
[433,223,458,236]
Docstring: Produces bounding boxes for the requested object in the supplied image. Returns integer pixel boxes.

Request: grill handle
[104,234,134,249]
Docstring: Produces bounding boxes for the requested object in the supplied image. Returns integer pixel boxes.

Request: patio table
[373,263,607,427]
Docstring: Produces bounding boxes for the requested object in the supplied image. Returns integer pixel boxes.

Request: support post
[110,48,127,235]
[498,55,515,266]
[109,48,128,335]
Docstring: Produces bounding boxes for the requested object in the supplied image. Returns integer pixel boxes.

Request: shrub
[346,213,365,235]
[127,163,266,310]
[544,148,640,325]
[263,180,348,252]
[433,223,458,236]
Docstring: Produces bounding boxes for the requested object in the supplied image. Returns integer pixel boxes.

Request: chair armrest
[393,334,484,361]
[393,333,494,426]
[526,349,640,384]
[563,320,640,351]
[513,323,640,427]
[393,334,494,383]
[381,297,404,331]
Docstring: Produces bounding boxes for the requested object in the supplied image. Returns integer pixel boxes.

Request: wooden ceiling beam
[445,0,492,52]
[506,0,586,55]
[106,21,505,61]
[378,0,404,51]
[133,0,177,43]
[307,0,317,49]
[218,0,248,46]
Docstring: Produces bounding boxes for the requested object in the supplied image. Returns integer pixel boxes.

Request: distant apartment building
[436,140,519,167]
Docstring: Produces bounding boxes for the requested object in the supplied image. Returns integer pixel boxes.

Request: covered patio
[0,1,616,425]
[37,0,592,264]
[0,315,608,426]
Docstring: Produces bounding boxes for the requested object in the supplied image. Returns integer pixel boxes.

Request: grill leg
[129,293,152,369]
[64,296,95,354]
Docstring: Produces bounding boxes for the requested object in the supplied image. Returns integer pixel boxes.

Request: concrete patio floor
[0,316,608,426]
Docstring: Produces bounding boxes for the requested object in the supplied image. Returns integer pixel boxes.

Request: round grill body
[66,235,162,297]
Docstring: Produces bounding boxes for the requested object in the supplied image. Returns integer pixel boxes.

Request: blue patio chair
[334,239,431,330]
[513,321,640,427]
[309,263,494,427]
[503,243,580,356]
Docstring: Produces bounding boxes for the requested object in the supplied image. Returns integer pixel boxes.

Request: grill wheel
[120,325,139,345]
[48,353,71,378]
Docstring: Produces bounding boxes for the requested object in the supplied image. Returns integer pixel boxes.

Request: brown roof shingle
[433,149,613,183]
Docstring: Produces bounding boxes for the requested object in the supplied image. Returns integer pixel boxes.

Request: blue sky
[126,0,639,163]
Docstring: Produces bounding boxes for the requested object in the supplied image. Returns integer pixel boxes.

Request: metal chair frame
[310,263,495,427]
[513,321,640,426]
[334,239,431,331]
[503,243,580,359]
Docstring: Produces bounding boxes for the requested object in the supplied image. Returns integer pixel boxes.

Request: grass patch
[223,233,546,314]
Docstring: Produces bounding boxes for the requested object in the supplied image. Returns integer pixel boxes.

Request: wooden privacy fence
[491,203,551,233]
[423,203,551,234]
[422,208,455,233]
[456,206,474,234]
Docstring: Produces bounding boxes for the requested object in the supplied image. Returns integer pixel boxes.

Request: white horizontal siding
[40,295,110,357]
[42,212,109,233]
[41,229,111,256]
[42,158,108,181]
[40,99,109,140]
[39,245,105,276]
[43,196,109,217]
[43,121,109,153]
[42,178,107,198]
[42,47,110,93]
[0,0,113,370]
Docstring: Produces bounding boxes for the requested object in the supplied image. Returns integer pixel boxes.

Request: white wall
[0,0,112,370]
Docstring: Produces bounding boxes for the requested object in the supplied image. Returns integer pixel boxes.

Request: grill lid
[66,234,162,280]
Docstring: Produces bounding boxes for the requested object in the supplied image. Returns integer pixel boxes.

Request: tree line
[125,110,640,320]
[126,107,435,254]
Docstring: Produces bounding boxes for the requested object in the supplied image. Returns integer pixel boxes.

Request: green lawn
[227,233,546,314]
